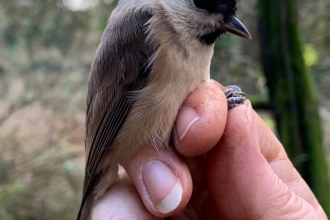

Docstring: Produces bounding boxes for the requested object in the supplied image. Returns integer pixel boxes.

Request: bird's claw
[225,85,246,111]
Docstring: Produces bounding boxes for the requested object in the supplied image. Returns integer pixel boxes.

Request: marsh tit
[78,0,251,219]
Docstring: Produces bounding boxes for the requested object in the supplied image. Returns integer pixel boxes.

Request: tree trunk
[257,0,330,216]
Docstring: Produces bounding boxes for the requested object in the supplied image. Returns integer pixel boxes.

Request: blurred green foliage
[304,44,319,67]
[0,0,329,219]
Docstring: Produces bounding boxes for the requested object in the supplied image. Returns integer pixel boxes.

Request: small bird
[78,0,251,219]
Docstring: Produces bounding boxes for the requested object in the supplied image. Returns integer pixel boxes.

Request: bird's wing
[78,8,155,218]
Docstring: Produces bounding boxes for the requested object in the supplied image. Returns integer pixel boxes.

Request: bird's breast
[111,41,215,163]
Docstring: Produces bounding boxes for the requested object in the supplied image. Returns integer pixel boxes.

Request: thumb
[207,102,323,219]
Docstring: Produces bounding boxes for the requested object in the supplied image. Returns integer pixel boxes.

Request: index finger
[172,79,228,157]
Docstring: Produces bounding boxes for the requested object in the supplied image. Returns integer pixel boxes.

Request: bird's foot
[225,85,246,111]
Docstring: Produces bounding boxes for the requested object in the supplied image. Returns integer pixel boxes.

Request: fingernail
[142,159,182,214]
[176,106,199,141]
[244,99,253,122]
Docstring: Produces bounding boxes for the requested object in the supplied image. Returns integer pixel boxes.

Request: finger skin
[253,112,327,219]
[207,104,326,219]
[173,79,228,157]
[124,147,193,217]
[92,177,158,220]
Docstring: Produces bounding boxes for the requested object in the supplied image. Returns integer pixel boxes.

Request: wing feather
[78,8,155,219]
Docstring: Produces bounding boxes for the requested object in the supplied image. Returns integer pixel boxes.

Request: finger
[253,111,326,218]
[123,147,192,218]
[173,79,228,157]
[207,103,324,219]
[92,175,158,220]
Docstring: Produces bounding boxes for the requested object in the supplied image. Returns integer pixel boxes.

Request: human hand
[91,80,327,219]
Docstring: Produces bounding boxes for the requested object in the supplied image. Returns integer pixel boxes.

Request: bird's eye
[193,0,207,9]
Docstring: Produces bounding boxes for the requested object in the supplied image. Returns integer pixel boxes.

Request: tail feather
[77,163,119,220]
[77,191,94,220]
[77,177,98,220]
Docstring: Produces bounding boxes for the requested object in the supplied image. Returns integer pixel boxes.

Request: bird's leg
[225,85,246,111]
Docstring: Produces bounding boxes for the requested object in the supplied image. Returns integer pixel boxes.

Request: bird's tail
[77,181,97,220]
[77,195,93,220]
[77,163,119,220]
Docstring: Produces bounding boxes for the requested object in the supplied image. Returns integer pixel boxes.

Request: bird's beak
[221,16,252,39]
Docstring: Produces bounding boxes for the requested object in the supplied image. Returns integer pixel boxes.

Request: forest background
[0,0,329,219]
